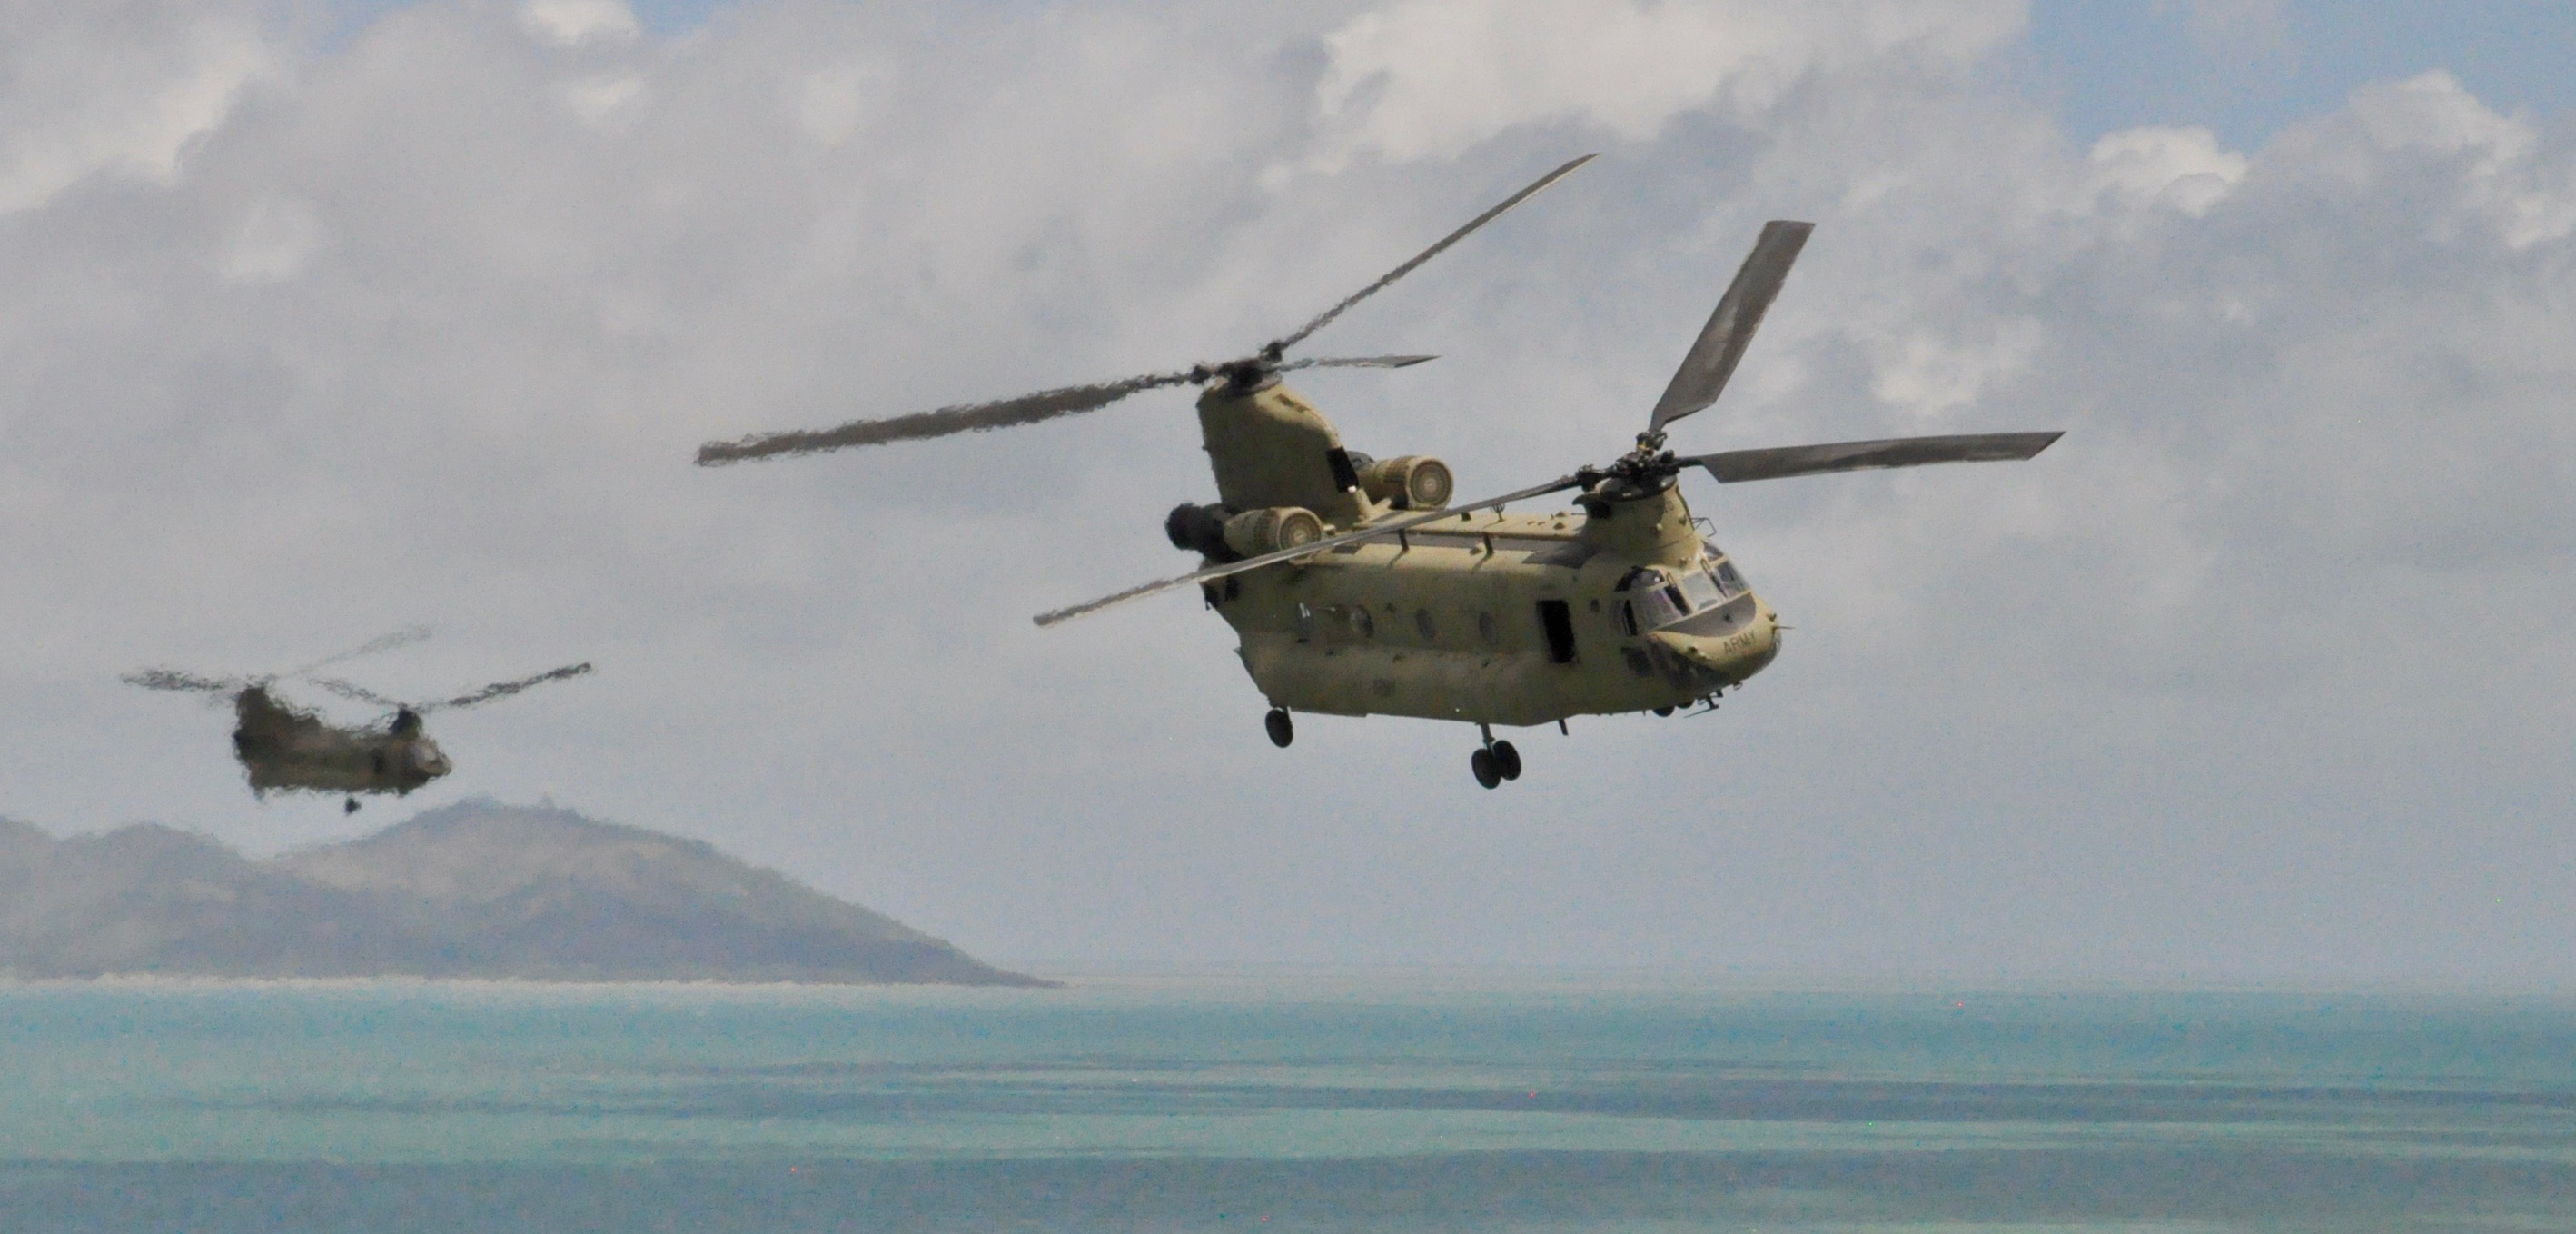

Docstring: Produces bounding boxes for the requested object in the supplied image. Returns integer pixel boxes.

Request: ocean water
[1,975,2571,1231]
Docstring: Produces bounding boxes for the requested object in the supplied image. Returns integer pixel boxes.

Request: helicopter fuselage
[1191,382,1780,727]
[232,686,452,798]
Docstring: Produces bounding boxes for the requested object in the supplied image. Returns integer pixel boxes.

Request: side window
[1414,609,1436,640]
[1617,602,1639,637]
[1295,602,1314,641]
[1350,607,1374,639]
[1477,611,1499,647]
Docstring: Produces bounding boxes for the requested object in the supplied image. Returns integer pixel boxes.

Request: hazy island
[0,801,1048,986]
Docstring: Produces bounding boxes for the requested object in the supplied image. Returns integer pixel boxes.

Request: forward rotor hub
[1190,358,1279,393]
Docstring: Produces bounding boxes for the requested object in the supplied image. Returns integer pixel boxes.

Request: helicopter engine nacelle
[1354,454,1453,510]
[1165,503,1237,561]
[1222,506,1325,557]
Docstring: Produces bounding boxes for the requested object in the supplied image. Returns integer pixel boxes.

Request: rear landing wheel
[1264,707,1293,749]
[1491,740,1521,781]
[1470,747,1501,789]
[343,797,361,815]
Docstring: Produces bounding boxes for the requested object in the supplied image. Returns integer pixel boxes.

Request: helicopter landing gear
[1652,705,1674,717]
[1264,707,1293,749]
[343,797,361,815]
[1470,725,1522,789]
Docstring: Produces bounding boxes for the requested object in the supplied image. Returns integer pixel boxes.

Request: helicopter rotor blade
[422,662,595,712]
[697,370,1204,466]
[1263,154,1597,359]
[1645,219,1813,436]
[308,676,404,710]
[122,669,244,694]
[1683,431,2064,483]
[695,157,1593,469]
[1275,354,1439,373]
[1034,474,1584,628]
[284,625,433,680]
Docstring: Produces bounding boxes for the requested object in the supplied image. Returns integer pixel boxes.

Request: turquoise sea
[2,975,2571,1231]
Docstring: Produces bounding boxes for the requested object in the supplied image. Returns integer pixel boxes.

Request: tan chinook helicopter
[124,628,593,812]
[699,156,2060,788]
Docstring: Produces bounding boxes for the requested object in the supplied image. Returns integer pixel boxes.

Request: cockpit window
[1618,561,1749,634]
[1634,585,1686,630]
[1677,569,1722,612]
[1616,567,1665,592]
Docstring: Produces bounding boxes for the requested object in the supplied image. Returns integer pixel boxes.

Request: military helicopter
[698,155,2060,788]
[124,630,593,812]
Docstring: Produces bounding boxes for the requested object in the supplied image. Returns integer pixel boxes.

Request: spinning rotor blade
[122,668,243,694]
[1034,475,1584,628]
[697,370,1201,465]
[696,157,1592,469]
[1646,220,1813,436]
[126,628,434,703]
[1263,154,1597,357]
[309,677,403,710]
[1275,354,1438,373]
[285,625,433,679]
[1685,432,2064,483]
[424,662,594,712]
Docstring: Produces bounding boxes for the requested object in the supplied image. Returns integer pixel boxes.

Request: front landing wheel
[1491,740,1521,781]
[1471,747,1501,790]
[1264,708,1294,749]
[343,797,361,815]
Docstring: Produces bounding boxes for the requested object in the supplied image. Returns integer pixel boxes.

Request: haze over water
[4,974,2571,1230]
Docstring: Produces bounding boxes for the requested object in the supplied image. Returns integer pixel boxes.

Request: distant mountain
[0,802,1047,986]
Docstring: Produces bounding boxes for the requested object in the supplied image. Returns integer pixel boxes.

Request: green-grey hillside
[0,802,1046,986]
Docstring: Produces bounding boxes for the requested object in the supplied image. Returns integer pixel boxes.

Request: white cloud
[221,195,326,282]
[2347,71,2576,249]
[2085,125,2248,217]
[1868,316,2044,416]
[1306,0,2021,166]
[520,0,639,47]
[560,73,647,126]
[790,63,888,147]
[2352,69,2531,160]
[0,2,273,214]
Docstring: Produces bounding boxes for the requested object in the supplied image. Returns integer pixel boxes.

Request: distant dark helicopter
[123,629,592,813]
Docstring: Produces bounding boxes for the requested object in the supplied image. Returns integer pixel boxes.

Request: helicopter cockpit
[1615,550,1755,639]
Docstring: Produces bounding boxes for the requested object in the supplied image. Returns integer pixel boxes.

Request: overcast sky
[5,0,2571,985]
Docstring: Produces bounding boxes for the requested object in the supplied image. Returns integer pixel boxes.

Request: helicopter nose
[1647,594,1783,680]
[412,741,451,778]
